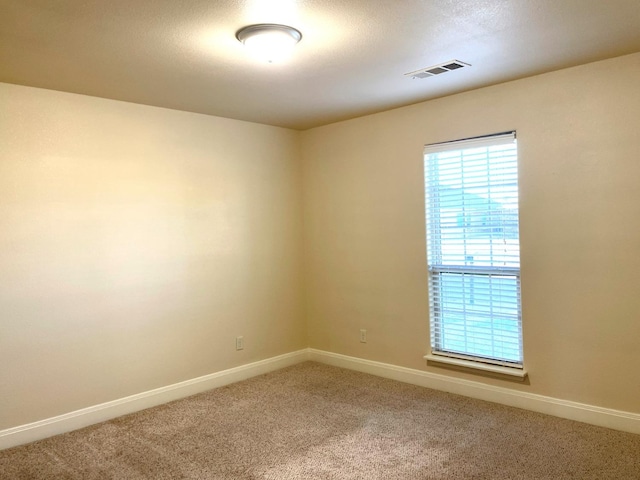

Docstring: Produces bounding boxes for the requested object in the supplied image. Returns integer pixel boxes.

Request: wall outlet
[236,336,244,351]
[360,329,367,343]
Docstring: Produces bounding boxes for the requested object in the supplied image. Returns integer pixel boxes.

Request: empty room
[1,1,639,478]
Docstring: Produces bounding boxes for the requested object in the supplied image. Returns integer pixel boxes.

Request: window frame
[422,131,525,376]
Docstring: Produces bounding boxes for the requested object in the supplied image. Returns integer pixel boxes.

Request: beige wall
[301,53,640,413]
[1,53,639,433]
[0,83,305,429]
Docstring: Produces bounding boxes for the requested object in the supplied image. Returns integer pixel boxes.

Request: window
[423,132,523,373]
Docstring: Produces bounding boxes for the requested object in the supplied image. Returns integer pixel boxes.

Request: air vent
[405,60,470,79]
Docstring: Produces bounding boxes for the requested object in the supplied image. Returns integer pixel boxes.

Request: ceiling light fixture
[236,24,302,63]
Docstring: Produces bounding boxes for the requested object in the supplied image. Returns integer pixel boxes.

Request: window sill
[424,354,528,380]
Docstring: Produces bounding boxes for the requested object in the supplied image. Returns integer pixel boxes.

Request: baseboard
[308,349,640,435]
[3,348,638,451]
[0,349,310,451]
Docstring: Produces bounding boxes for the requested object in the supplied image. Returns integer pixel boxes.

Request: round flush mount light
[236,24,302,63]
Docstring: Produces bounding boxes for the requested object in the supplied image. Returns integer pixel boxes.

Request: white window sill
[424,354,528,380]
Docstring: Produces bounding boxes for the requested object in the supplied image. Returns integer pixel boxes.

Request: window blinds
[424,132,523,367]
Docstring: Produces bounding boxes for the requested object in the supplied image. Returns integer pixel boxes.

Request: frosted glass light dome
[236,24,302,63]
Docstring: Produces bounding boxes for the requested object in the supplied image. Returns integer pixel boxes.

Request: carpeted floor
[1,362,639,479]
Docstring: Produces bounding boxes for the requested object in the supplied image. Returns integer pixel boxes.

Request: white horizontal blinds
[424,132,523,367]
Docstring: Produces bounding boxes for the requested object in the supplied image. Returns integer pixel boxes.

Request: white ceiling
[1,0,639,130]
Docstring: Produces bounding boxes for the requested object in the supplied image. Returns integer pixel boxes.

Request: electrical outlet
[360,329,367,343]
[236,336,244,351]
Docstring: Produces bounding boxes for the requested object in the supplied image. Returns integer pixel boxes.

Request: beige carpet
[1,362,639,479]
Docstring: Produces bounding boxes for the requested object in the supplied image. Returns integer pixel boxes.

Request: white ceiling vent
[405,60,470,79]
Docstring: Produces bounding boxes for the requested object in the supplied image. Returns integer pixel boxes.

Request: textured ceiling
[1,0,639,130]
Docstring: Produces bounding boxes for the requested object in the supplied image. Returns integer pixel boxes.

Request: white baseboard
[3,348,638,451]
[0,349,310,451]
[308,349,640,435]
